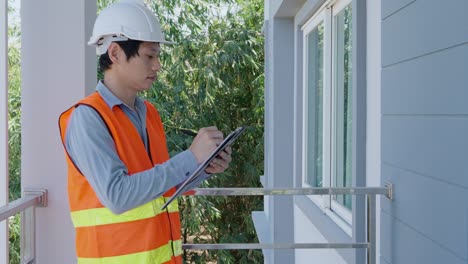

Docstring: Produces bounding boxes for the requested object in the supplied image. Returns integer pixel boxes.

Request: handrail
[0,185,391,264]
[183,243,369,250]
[0,189,47,264]
[190,185,393,199]
[0,196,39,222]
[0,189,47,222]
[183,184,393,264]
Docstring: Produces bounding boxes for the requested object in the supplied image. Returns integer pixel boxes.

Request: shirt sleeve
[176,171,211,191]
[65,105,199,214]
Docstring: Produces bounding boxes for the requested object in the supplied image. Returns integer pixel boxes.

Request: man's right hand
[189,126,224,164]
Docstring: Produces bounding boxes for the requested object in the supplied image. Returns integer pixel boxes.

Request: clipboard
[161,126,247,210]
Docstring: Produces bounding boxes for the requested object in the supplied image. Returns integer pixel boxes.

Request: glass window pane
[306,23,324,187]
[333,5,352,209]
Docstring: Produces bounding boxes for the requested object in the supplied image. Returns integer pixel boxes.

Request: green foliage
[8,38,21,202]
[143,0,265,262]
[8,214,21,264]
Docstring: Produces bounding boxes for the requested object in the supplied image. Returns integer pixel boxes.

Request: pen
[177,128,197,137]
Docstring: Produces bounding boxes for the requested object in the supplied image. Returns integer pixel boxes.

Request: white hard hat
[88,0,173,55]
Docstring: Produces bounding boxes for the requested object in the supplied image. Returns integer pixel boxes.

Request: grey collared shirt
[65,81,208,214]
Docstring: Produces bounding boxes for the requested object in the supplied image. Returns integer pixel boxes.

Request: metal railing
[183,184,393,264]
[0,189,47,264]
[0,184,392,264]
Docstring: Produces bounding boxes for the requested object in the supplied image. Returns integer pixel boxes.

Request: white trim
[330,2,341,215]
[302,8,325,33]
[0,0,9,263]
[322,7,332,210]
[330,200,352,224]
[302,11,325,196]
[330,1,353,223]
[301,0,354,234]
[302,8,330,212]
[324,207,352,236]
[301,29,307,193]
[366,0,381,260]
[332,0,352,15]
[301,11,328,210]
[299,0,346,32]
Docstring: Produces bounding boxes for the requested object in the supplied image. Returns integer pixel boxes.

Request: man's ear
[107,43,122,64]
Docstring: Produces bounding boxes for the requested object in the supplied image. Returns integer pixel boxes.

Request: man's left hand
[205,146,232,174]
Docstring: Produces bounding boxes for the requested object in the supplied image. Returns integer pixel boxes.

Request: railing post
[0,189,46,264]
[20,207,35,264]
[20,189,47,264]
[367,194,376,264]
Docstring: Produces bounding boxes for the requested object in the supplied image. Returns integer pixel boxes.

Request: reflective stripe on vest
[71,199,179,227]
[77,240,183,264]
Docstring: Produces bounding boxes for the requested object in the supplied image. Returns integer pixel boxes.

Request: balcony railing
[186,185,392,264]
[0,185,392,264]
[0,189,47,264]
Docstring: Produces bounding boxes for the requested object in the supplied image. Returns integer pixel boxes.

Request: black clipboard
[161,126,247,210]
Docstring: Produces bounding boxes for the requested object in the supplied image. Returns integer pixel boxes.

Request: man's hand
[189,126,224,163]
[205,146,232,174]
[188,126,233,174]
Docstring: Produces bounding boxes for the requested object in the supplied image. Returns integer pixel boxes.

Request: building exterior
[256,0,468,263]
[0,0,467,263]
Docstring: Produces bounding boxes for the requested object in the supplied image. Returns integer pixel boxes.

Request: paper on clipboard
[161,126,247,210]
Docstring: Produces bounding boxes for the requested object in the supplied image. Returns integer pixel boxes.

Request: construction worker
[58,0,232,263]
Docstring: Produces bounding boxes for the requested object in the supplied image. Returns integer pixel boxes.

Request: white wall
[21,0,96,263]
[366,0,381,263]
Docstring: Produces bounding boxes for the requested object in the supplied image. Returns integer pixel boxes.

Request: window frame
[301,7,330,210]
[330,0,353,224]
[301,0,353,235]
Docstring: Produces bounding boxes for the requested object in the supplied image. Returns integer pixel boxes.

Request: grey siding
[382,0,468,66]
[381,164,467,260]
[381,0,415,19]
[382,44,468,115]
[381,0,468,263]
[382,117,468,188]
[381,211,466,264]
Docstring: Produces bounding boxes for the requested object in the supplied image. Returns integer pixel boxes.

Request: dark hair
[98,39,143,72]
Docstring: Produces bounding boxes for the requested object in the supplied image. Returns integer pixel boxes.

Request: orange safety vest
[59,92,183,264]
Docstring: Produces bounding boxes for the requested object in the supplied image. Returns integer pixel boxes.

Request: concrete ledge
[252,211,271,263]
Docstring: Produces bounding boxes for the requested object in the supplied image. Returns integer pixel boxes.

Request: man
[58,0,232,263]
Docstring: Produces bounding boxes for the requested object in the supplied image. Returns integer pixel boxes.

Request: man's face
[119,42,161,92]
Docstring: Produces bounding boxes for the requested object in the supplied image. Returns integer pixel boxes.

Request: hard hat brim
[88,35,175,47]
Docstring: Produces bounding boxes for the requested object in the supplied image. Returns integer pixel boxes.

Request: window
[302,0,353,231]
[332,2,352,211]
[306,21,324,188]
